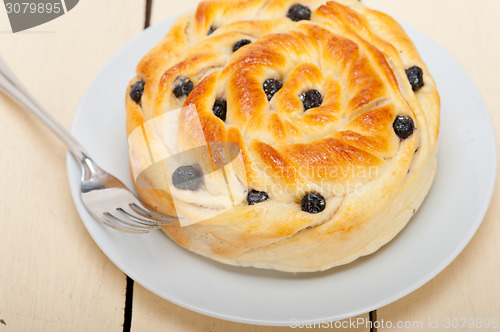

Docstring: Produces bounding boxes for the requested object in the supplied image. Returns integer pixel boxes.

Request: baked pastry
[126,0,440,272]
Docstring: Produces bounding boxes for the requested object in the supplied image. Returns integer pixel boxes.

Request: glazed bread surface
[126,0,440,272]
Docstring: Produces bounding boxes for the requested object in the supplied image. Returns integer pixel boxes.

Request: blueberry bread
[126,0,440,272]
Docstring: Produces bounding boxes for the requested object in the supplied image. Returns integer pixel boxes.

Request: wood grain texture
[0,1,145,331]
[362,0,500,330]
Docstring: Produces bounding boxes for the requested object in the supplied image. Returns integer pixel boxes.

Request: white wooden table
[1,1,499,331]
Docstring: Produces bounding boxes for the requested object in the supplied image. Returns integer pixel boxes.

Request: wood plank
[150,0,194,23]
[362,0,500,330]
[131,1,369,330]
[0,1,145,331]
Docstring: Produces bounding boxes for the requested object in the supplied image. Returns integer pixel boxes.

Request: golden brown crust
[125,0,440,271]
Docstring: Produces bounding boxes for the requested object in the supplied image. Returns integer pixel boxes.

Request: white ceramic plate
[67,16,497,326]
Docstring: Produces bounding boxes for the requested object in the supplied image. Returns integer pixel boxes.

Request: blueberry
[287,4,311,21]
[173,77,194,98]
[301,192,325,214]
[405,66,424,91]
[208,26,217,35]
[263,79,283,101]
[393,115,415,140]
[247,189,269,205]
[233,39,252,52]
[172,166,202,190]
[212,99,227,121]
[300,89,323,111]
[129,80,145,104]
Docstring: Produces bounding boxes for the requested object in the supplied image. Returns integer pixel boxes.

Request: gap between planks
[122,1,153,331]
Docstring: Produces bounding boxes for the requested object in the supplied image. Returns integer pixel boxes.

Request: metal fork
[0,56,176,233]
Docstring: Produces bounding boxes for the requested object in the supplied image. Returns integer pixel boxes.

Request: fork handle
[0,56,88,161]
